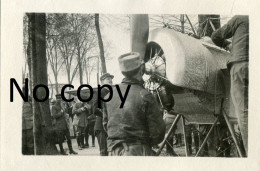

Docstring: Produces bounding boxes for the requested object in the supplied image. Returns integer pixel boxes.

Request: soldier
[211,15,249,155]
[51,94,77,155]
[103,52,165,156]
[94,73,114,156]
[72,99,91,150]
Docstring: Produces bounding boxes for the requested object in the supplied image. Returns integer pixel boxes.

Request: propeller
[130,14,149,60]
[130,15,167,91]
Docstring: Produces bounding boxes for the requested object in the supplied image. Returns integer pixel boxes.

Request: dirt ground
[59,137,239,157]
[57,137,187,156]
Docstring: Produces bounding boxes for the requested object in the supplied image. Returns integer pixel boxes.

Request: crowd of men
[48,73,115,156]
[22,15,248,156]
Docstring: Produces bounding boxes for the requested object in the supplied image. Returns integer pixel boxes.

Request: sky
[100,14,130,85]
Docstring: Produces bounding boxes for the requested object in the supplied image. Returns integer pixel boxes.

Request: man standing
[51,94,77,155]
[211,15,249,155]
[94,73,114,156]
[72,99,91,150]
[103,52,165,156]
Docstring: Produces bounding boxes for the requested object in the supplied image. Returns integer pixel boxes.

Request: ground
[58,137,236,157]
[57,137,187,156]
[57,137,99,156]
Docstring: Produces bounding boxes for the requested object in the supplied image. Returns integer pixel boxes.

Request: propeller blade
[130,14,149,60]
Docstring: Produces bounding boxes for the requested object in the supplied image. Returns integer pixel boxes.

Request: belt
[115,141,148,152]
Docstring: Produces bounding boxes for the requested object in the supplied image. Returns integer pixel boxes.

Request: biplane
[66,14,246,157]
[131,14,245,157]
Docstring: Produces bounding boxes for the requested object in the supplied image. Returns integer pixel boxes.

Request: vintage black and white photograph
[21,13,248,157]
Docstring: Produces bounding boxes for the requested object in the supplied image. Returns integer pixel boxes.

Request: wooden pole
[209,18,216,31]
[223,111,244,157]
[181,115,188,156]
[180,14,185,33]
[195,117,219,157]
[185,15,197,36]
[156,114,181,156]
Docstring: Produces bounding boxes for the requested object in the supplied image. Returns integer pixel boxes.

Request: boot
[68,141,78,155]
[59,143,68,155]
[69,148,78,155]
[76,137,83,150]
[84,134,89,148]
[76,137,81,147]
[81,136,86,148]
[92,135,95,147]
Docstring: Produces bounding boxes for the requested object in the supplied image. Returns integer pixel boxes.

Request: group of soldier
[22,15,248,156]
[22,52,166,156]
[49,52,166,156]
[48,73,115,156]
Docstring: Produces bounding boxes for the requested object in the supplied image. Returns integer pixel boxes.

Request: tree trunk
[95,14,107,74]
[54,74,59,94]
[197,15,220,38]
[77,48,83,85]
[27,13,58,155]
[67,69,71,85]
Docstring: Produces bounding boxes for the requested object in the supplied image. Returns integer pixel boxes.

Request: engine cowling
[144,28,230,96]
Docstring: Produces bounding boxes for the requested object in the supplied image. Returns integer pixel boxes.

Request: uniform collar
[121,77,144,87]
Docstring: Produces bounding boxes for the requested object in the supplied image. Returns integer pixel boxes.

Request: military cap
[55,94,62,99]
[100,73,114,81]
[118,52,143,72]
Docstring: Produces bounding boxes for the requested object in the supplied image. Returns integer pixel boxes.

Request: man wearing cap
[211,15,249,155]
[51,94,77,155]
[72,98,91,149]
[93,73,114,156]
[103,52,165,156]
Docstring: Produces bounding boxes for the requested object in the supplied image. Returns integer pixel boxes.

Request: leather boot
[69,148,78,155]
[84,134,89,148]
[92,135,95,147]
[68,141,78,155]
[80,136,85,148]
[59,143,68,155]
[76,137,83,150]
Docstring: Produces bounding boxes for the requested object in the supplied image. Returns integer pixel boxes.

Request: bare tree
[69,14,97,84]
[46,16,65,94]
[45,13,112,86]
[50,14,79,85]
[95,14,107,74]
[83,56,97,84]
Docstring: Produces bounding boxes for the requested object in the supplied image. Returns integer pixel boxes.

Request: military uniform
[93,73,114,156]
[85,113,96,147]
[72,102,90,149]
[211,15,249,155]
[94,106,108,156]
[103,52,165,156]
[51,99,77,155]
